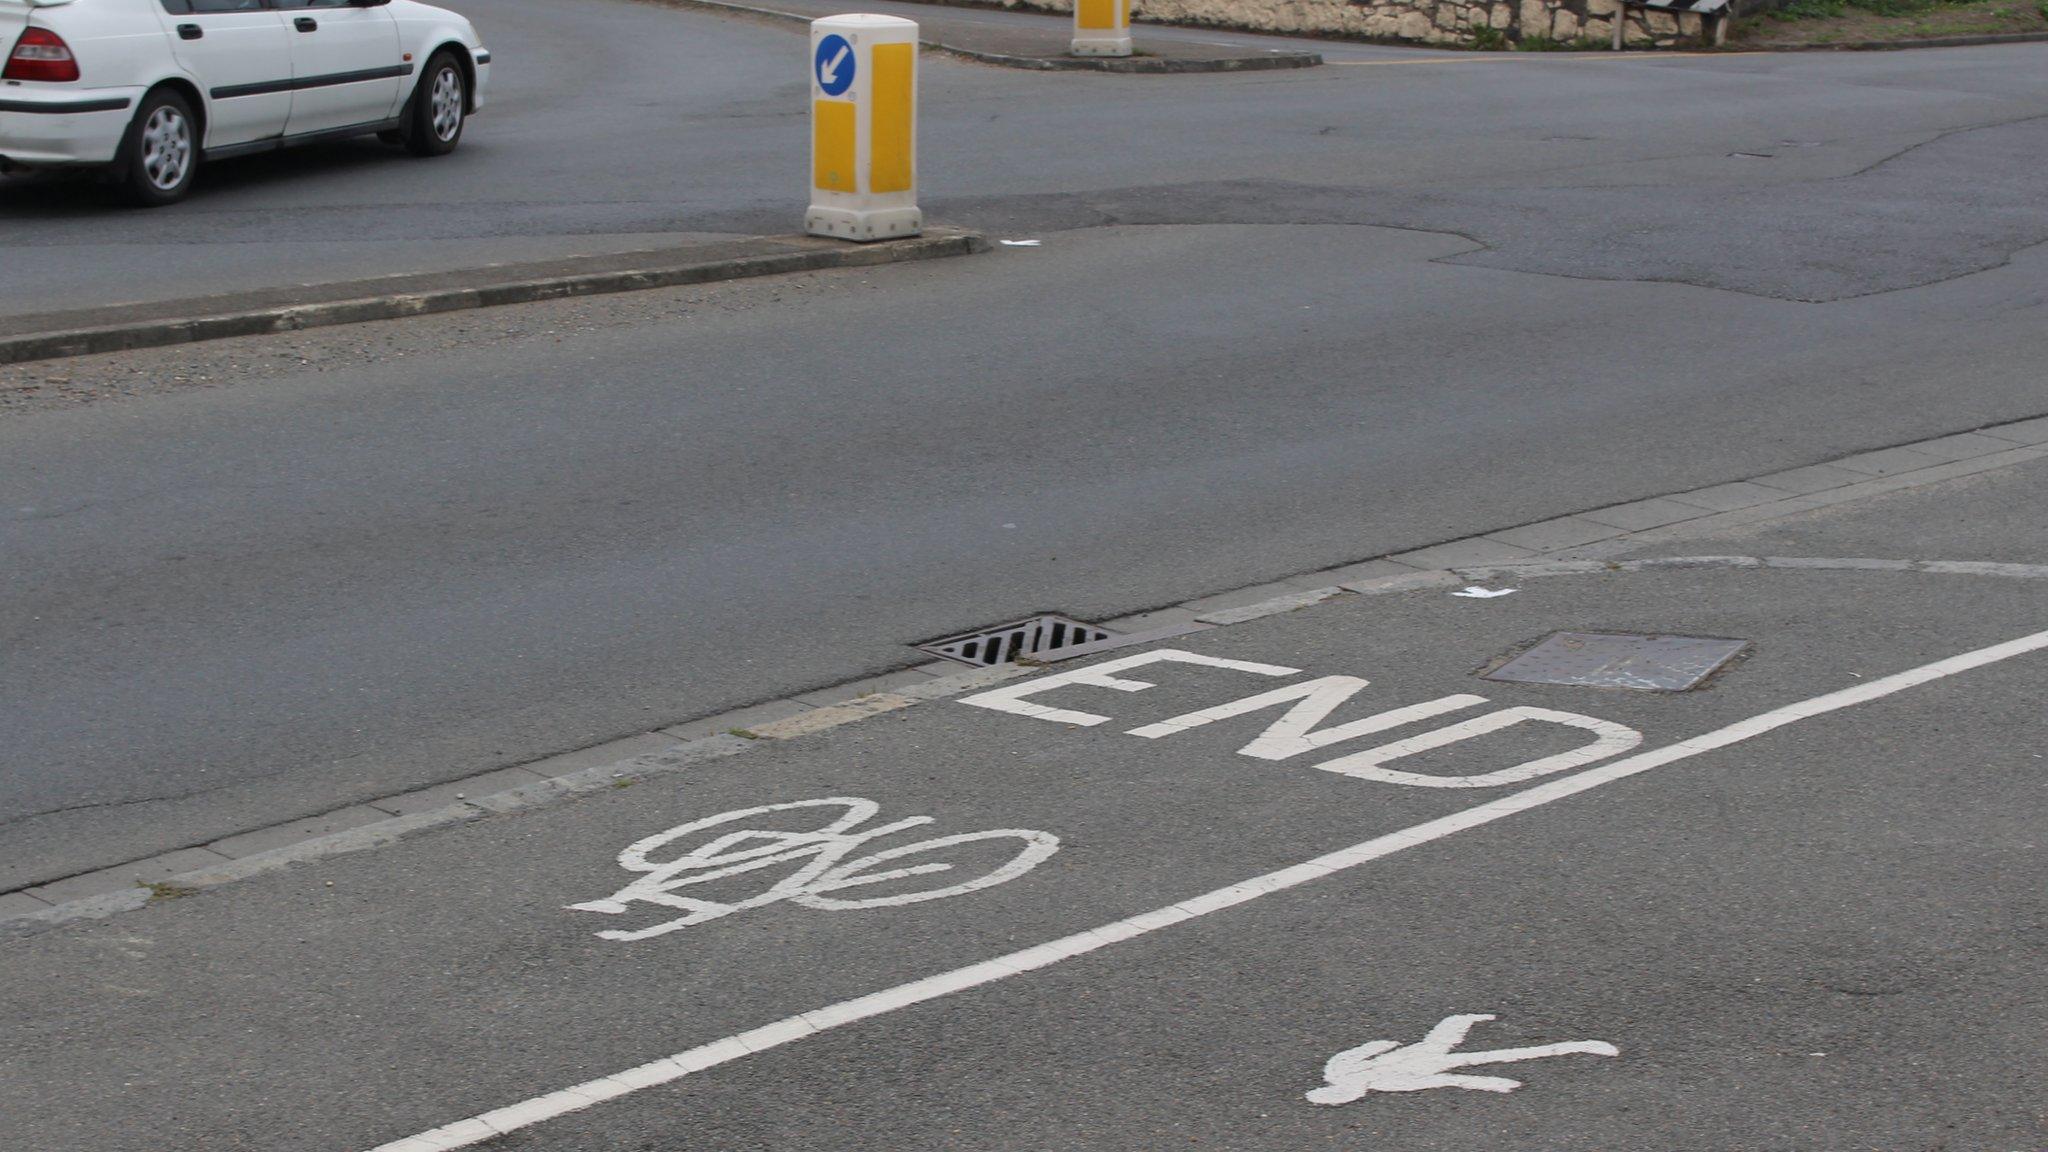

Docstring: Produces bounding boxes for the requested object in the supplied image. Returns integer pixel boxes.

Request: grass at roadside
[1734,0,2047,44]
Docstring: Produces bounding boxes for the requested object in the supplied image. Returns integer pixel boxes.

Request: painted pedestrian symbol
[568,797,1059,941]
[1307,1013,1618,1101]
[814,34,855,97]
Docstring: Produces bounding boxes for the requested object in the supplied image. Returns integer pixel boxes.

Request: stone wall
[984,0,1712,46]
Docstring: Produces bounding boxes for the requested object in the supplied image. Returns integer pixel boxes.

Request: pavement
[2,448,2041,1152]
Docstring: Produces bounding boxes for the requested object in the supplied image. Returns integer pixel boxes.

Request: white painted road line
[366,626,2048,1152]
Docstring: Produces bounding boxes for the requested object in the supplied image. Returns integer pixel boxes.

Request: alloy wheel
[140,105,191,192]
[430,67,464,142]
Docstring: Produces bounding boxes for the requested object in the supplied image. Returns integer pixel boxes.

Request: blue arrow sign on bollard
[814,33,855,97]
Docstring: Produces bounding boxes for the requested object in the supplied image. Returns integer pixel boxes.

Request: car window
[186,0,270,11]
[272,0,358,7]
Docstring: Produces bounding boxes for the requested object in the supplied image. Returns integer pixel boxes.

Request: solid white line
[367,626,2048,1152]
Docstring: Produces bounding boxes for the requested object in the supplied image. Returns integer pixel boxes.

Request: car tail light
[4,28,80,83]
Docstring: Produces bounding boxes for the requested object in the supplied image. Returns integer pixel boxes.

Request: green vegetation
[1772,0,2023,18]
[1467,22,1510,48]
[1515,33,1611,48]
[1738,0,2046,40]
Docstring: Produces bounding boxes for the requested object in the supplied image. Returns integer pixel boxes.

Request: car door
[273,0,403,137]
[156,0,292,148]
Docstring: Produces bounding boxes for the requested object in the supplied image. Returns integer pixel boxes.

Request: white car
[0,0,487,204]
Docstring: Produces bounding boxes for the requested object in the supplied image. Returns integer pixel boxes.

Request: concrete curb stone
[0,230,986,368]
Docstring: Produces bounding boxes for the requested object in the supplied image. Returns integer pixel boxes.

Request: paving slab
[522,734,690,778]
[1750,462,1873,494]
[0,893,51,918]
[1829,445,1952,476]
[1483,516,1623,552]
[1388,538,1537,569]
[1284,559,1426,588]
[1099,606,1206,632]
[1180,579,1313,615]
[661,700,818,740]
[790,669,944,708]
[1903,431,2027,461]
[370,766,551,817]
[1983,415,2048,445]
[22,847,231,904]
[206,805,397,859]
[1667,481,1788,512]
[1579,497,1711,532]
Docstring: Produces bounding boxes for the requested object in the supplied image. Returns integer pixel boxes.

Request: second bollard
[1070,0,1132,57]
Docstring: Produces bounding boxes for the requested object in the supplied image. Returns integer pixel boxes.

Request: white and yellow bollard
[805,14,921,242]
[1070,0,1131,57]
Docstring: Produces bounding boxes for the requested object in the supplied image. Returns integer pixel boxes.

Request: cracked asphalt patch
[901,109,2048,303]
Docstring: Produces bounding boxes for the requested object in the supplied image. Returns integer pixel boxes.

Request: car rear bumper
[0,87,142,167]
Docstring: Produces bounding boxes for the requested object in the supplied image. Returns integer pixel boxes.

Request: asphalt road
[0,0,1387,317]
[4,4,2048,889]
[2,0,2047,312]
[3,460,2042,1151]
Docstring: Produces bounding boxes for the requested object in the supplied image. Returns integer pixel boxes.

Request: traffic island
[0,229,985,367]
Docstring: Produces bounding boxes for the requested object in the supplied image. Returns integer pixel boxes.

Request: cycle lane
[3,560,2043,1151]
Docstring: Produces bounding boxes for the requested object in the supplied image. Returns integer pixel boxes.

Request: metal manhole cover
[918,614,1117,667]
[1483,632,1748,692]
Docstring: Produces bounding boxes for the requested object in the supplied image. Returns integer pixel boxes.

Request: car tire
[402,51,465,157]
[119,88,198,207]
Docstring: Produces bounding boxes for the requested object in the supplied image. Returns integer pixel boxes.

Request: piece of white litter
[999,239,1042,247]
[1451,586,1517,599]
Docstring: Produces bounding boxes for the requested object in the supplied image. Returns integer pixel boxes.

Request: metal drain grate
[919,615,1118,667]
[1483,632,1748,692]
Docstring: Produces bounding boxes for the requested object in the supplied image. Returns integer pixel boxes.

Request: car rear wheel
[120,89,197,207]
[401,52,465,157]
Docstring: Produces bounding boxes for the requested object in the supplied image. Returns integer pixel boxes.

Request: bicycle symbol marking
[567,797,1061,941]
